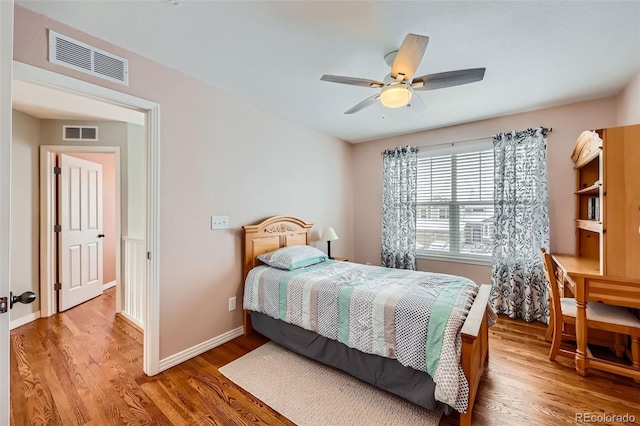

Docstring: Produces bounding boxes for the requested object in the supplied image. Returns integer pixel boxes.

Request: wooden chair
[541,248,640,370]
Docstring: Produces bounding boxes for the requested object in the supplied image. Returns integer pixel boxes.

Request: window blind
[416,142,494,261]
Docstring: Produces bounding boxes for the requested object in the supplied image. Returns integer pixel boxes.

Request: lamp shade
[321,227,339,242]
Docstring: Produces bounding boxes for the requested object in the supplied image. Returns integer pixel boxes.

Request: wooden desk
[551,254,600,296]
[552,254,640,381]
[551,254,600,277]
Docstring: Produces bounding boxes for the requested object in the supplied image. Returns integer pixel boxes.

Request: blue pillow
[258,245,328,270]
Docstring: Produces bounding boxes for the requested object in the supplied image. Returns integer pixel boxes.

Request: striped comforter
[243,260,485,412]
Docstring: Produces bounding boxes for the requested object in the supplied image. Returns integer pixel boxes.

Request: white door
[59,154,104,311]
[0,0,13,422]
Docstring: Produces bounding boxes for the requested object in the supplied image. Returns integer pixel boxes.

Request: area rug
[218,342,443,426]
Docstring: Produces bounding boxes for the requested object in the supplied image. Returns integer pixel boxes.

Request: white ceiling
[17,1,640,143]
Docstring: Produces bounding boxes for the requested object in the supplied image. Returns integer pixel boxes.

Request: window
[416,142,494,262]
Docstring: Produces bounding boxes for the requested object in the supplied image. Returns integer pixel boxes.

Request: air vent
[49,30,129,86]
[63,126,99,141]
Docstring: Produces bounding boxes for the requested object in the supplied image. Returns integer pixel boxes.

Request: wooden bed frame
[242,215,490,426]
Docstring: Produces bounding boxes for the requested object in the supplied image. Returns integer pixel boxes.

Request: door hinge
[147,252,152,260]
[53,166,62,175]
[54,283,61,290]
[54,225,61,232]
[0,297,7,313]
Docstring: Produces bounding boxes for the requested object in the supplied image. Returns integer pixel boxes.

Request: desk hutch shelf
[572,125,640,279]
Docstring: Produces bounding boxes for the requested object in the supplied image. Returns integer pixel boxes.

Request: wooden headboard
[242,215,314,334]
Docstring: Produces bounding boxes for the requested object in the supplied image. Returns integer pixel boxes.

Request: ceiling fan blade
[408,86,428,114]
[411,68,486,91]
[344,94,380,114]
[390,34,429,82]
[321,74,383,88]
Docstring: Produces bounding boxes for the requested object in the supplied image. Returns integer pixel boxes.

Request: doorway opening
[13,61,160,375]
[39,146,146,329]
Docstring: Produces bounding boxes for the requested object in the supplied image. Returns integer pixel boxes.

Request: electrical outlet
[228,296,236,311]
[211,215,229,230]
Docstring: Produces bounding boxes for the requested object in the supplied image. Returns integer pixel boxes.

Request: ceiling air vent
[63,126,99,142]
[49,30,129,86]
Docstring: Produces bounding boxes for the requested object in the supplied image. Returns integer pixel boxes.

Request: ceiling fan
[320,34,486,114]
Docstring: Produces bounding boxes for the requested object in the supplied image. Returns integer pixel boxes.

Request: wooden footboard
[459,284,491,426]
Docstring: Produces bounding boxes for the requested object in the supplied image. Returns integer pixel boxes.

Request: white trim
[145,103,161,376]
[9,311,41,331]
[1,5,13,423]
[39,145,122,318]
[416,253,492,267]
[39,150,56,318]
[14,62,147,109]
[418,139,493,157]
[158,327,244,372]
[103,280,116,291]
[15,61,161,376]
[122,237,145,330]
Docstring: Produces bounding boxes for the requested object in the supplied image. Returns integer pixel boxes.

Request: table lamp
[321,227,339,259]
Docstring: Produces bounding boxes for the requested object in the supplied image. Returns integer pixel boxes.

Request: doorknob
[98,234,105,238]
[10,291,36,309]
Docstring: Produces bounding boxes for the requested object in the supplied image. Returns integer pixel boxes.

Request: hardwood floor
[10,288,640,425]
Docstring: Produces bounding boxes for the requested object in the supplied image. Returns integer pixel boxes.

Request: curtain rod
[417,127,552,150]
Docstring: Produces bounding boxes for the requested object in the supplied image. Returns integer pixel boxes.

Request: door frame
[0,1,14,423]
[40,146,121,316]
[14,61,161,376]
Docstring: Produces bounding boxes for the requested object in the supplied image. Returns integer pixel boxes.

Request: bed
[242,215,492,426]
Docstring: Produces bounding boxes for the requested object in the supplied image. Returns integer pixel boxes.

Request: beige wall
[352,98,618,285]
[126,123,145,240]
[69,153,117,284]
[13,6,354,359]
[617,70,640,126]
[10,111,40,320]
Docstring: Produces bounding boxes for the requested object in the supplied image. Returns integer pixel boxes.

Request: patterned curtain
[489,128,550,323]
[381,146,418,270]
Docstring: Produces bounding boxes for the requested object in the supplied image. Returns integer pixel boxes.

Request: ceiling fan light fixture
[380,84,412,108]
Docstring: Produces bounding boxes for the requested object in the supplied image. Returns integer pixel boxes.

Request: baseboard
[159,326,244,372]
[117,312,144,333]
[10,311,41,330]
[118,311,144,332]
[103,280,116,290]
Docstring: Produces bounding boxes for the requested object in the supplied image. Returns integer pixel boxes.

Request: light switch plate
[211,215,229,230]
